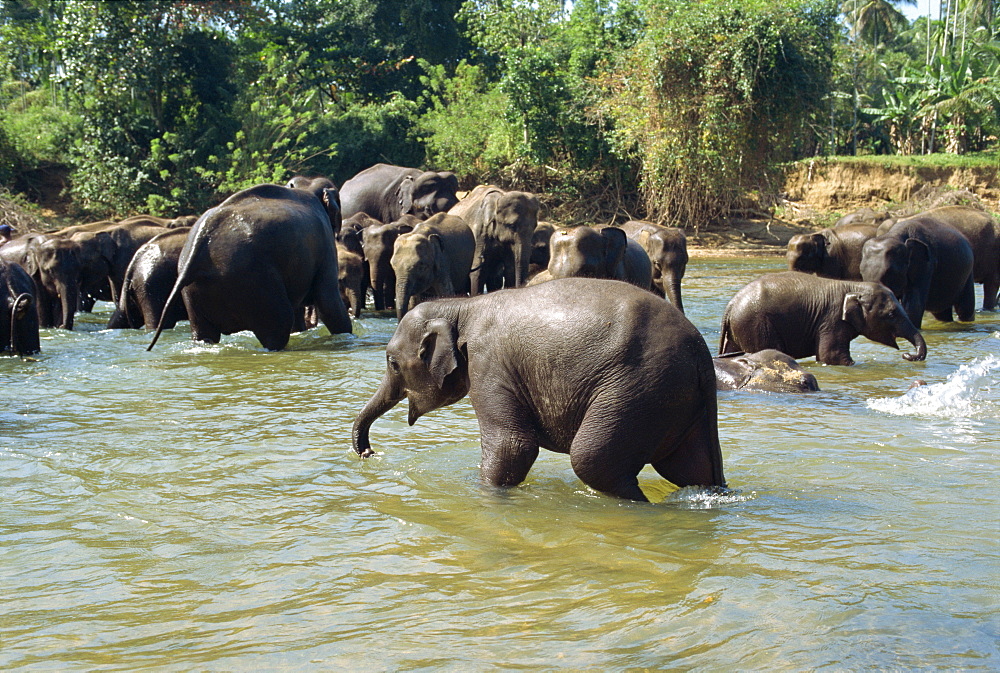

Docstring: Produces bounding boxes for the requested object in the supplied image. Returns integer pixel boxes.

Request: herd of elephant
[1,161,997,502]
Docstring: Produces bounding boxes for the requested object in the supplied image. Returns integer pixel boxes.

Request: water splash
[867,355,1000,419]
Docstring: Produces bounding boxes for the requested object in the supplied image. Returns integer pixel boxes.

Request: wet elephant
[391,213,475,320]
[0,234,81,330]
[0,258,40,355]
[720,271,926,365]
[860,214,975,328]
[713,350,819,393]
[339,164,459,223]
[448,185,539,294]
[353,277,727,502]
[786,224,878,281]
[147,182,353,351]
[108,227,190,330]
[529,225,652,290]
[619,220,687,311]
[362,217,417,311]
[337,242,366,319]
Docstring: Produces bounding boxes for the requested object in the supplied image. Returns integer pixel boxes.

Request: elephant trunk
[56,279,78,330]
[514,238,530,288]
[395,278,413,321]
[352,373,405,458]
[901,328,927,362]
[663,271,684,314]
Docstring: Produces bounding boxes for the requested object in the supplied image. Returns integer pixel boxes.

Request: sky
[899,0,942,22]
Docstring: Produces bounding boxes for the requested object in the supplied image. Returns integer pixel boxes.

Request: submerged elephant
[619,220,687,311]
[860,214,975,328]
[530,225,652,290]
[0,258,39,355]
[448,185,540,294]
[353,277,727,502]
[339,164,459,223]
[391,213,475,320]
[108,227,190,330]
[786,224,878,280]
[714,350,819,393]
[720,271,926,365]
[147,183,353,351]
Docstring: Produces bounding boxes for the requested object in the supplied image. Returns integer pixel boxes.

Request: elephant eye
[388,356,400,372]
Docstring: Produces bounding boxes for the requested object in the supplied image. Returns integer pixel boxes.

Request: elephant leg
[188,314,222,344]
[312,268,353,335]
[474,400,541,488]
[984,275,999,311]
[568,406,650,501]
[931,307,954,322]
[955,275,976,322]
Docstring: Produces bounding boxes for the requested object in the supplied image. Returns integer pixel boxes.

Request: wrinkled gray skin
[720,271,926,365]
[0,234,81,329]
[529,225,652,290]
[860,214,975,328]
[108,227,190,330]
[337,242,366,319]
[619,220,687,311]
[339,164,459,223]
[353,278,727,502]
[528,221,555,277]
[0,258,39,355]
[148,183,352,351]
[897,206,1000,311]
[449,185,540,294]
[362,217,418,311]
[391,213,476,320]
[713,350,819,393]
[834,207,891,229]
[786,224,878,281]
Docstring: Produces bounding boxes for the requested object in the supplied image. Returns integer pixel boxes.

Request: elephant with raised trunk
[620,220,688,310]
[148,183,352,351]
[449,185,539,294]
[353,277,727,502]
[0,258,39,355]
[339,164,459,223]
[391,213,475,320]
[720,271,926,366]
[861,214,975,328]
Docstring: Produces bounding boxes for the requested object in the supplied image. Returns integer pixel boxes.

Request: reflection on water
[2,256,998,669]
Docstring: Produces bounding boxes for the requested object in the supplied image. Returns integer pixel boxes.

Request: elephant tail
[719,314,738,356]
[147,217,208,351]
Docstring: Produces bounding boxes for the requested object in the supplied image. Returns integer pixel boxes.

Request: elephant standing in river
[0,234,81,330]
[448,185,540,294]
[353,277,727,501]
[720,271,926,365]
[339,164,459,223]
[786,224,878,281]
[619,220,687,311]
[148,183,352,351]
[0,258,39,355]
[391,213,475,320]
[860,214,975,328]
[362,218,417,311]
[529,225,652,290]
[337,242,366,319]
[108,227,190,330]
[713,350,819,392]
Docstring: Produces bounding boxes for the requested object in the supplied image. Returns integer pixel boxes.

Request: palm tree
[843,0,917,47]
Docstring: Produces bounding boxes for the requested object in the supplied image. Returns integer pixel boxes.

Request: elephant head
[391,229,451,320]
[714,350,819,393]
[1,261,39,355]
[548,226,626,280]
[69,230,117,306]
[363,221,414,311]
[336,244,365,318]
[24,236,82,330]
[399,171,459,219]
[634,224,687,312]
[353,313,470,457]
[787,232,828,275]
[860,236,931,326]
[842,283,926,361]
[289,176,343,236]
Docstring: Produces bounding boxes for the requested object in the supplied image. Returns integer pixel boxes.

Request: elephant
[352,277,727,502]
[896,206,1000,311]
[619,220,687,311]
[529,225,652,290]
[0,234,81,329]
[786,224,878,281]
[118,214,197,229]
[448,185,540,294]
[339,164,459,223]
[107,227,190,330]
[0,258,40,355]
[147,182,353,351]
[528,221,555,277]
[860,214,975,328]
[834,207,891,229]
[713,350,819,393]
[337,242,366,319]
[391,212,475,320]
[362,218,417,311]
[719,271,926,365]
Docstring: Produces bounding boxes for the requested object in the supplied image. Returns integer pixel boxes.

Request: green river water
[2,255,998,670]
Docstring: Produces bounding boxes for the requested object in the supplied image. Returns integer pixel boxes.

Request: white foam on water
[867,354,1000,419]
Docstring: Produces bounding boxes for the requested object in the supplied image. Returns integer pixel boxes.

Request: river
[2,255,998,669]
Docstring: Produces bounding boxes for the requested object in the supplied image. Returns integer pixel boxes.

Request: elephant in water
[720,271,926,366]
[338,164,459,223]
[0,258,39,355]
[353,277,727,502]
[108,227,190,330]
[713,350,819,393]
[391,213,475,320]
[786,224,877,281]
[147,182,353,351]
[529,225,653,291]
[619,220,687,312]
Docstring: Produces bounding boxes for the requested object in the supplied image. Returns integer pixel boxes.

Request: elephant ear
[636,228,652,250]
[905,237,930,285]
[321,187,343,236]
[418,318,460,389]
[841,292,866,333]
[600,227,627,276]
[809,232,828,253]
[398,175,415,216]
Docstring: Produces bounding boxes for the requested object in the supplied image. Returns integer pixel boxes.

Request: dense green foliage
[0,0,996,224]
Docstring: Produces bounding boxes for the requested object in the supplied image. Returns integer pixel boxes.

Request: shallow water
[2,256,998,670]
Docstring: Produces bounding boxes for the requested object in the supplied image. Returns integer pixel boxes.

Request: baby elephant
[720,271,926,365]
[713,350,819,392]
[353,277,727,502]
